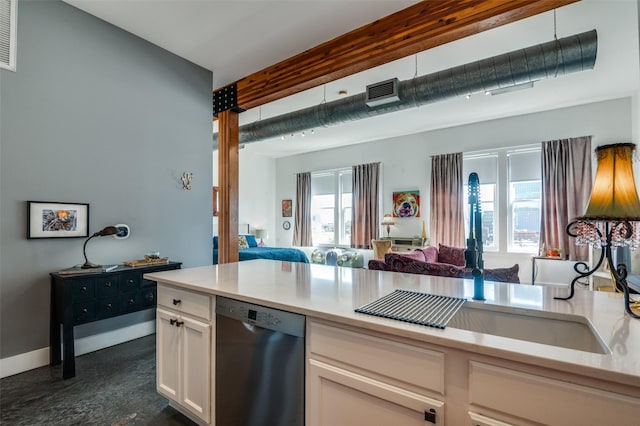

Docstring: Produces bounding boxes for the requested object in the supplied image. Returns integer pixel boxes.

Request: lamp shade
[381,214,395,225]
[579,143,640,220]
[254,229,268,239]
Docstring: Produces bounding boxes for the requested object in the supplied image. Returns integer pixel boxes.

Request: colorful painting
[393,190,420,218]
[282,199,292,217]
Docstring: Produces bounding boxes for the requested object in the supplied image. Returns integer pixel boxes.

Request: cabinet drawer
[96,276,118,298]
[119,293,140,313]
[73,302,95,324]
[469,361,640,425]
[119,272,140,293]
[140,287,157,308]
[157,284,211,320]
[96,297,119,320]
[309,321,445,395]
[71,278,95,301]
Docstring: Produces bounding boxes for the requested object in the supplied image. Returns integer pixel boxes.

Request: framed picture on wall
[27,201,89,239]
[213,186,219,217]
[282,199,292,217]
[393,190,420,218]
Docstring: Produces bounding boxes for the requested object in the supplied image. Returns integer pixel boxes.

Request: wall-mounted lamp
[557,143,640,318]
[181,172,193,190]
[255,228,268,247]
[82,226,118,269]
[381,214,395,238]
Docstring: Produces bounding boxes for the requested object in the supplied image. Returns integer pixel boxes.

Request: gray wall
[0,1,213,358]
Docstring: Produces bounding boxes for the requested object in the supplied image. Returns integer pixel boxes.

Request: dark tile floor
[0,335,197,426]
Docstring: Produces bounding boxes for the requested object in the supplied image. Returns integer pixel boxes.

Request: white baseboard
[0,320,156,379]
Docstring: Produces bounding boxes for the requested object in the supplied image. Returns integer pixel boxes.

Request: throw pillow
[483,264,520,283]
[243,234,258,248]
[238,235,249,249]
[421,246,438,263]
[399,250,426,262]
[438,244,466,266]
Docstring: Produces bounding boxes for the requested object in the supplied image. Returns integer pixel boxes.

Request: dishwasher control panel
[216,296,305,337]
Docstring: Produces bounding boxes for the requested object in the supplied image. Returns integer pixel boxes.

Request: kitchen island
[146,259,640,425]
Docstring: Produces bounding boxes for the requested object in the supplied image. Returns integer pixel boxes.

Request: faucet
[465,172,485,301]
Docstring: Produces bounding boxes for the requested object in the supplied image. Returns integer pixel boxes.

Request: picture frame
[213,186,219,217]
[392,190,420,218]
[282,199,292,217]
[27,201,89,239]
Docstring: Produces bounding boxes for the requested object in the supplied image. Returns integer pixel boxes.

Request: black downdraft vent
[366,78,400,107]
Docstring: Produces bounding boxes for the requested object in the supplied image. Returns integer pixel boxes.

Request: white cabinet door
[307,359,444,426]
[157,308,181,401]
[181,315,211,423]
[156,307,212,425]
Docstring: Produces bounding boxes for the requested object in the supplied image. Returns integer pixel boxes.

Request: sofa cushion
[483,264,520,283]
[385,253,466,278]
[399,249,426,262]
[421,246,438,263]
[438,244,466,266]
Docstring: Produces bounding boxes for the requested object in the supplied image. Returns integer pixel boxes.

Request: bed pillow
[238,235,250,249]
[242,234,258,248]
[213,236,218,249]
[438,244,466,266]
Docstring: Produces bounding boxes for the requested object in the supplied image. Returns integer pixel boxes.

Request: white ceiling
[64,0,639,158]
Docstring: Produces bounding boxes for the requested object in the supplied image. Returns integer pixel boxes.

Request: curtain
[292,172,313,246]
[430,152,465,247]
[351,162,380,249]
[540,136,592,261]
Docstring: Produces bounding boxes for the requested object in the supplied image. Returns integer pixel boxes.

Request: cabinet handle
[127,279,134,285]
[105,281,112,287]
[128,298,135,305]
[106,303,112,310]
[81,308,88,315]
[169,319,183,327]
[81,286,87,292]
[172,299,181,305]
[424,409,436,424]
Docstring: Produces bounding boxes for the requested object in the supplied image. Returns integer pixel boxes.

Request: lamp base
[81,261,102,269]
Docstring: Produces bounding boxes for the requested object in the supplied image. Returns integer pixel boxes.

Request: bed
[212,234,309,264]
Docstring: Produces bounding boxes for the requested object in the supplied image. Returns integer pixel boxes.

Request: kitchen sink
[447,303,609,354]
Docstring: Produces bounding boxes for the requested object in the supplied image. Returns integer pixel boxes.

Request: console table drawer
[96,297,119,320]
[71,278,96,301]
[73,302,95,324]
[97,276,118,298]
[119,272,140,293]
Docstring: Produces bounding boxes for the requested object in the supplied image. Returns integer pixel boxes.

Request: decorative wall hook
[181,172,193,190]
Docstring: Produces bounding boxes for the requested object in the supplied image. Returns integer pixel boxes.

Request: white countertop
[145,259,640,387]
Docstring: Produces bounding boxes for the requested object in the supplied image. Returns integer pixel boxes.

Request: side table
[50,261,182,379]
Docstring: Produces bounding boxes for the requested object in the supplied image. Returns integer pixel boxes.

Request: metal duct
[213,30,597,148]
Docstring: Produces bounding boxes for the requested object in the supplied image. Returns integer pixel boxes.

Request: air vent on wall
[366,78,400,107]
[0,0,17,72]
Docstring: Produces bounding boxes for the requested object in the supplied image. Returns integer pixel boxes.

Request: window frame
[310,168,352,247]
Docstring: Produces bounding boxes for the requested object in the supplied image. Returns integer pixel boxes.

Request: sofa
[368,244,520,283]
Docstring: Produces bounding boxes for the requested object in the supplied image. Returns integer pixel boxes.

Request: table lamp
[255,228,268,247]
[381,214,395,238]
[82,226,119,268]
[556,143,640,318]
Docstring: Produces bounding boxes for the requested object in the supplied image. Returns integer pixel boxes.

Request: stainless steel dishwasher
[216,296,305,426]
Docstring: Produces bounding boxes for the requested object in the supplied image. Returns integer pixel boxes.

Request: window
[508,150,541,252]
[463,154,498,251]
[311,169,352,246]
[463,146,541,254]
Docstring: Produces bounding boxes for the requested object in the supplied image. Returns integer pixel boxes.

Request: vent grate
[365,78,399,107]
[0,0,16,71]
[355,289,466,329]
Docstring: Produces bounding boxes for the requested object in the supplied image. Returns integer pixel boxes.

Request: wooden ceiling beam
[227,0,579,111]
